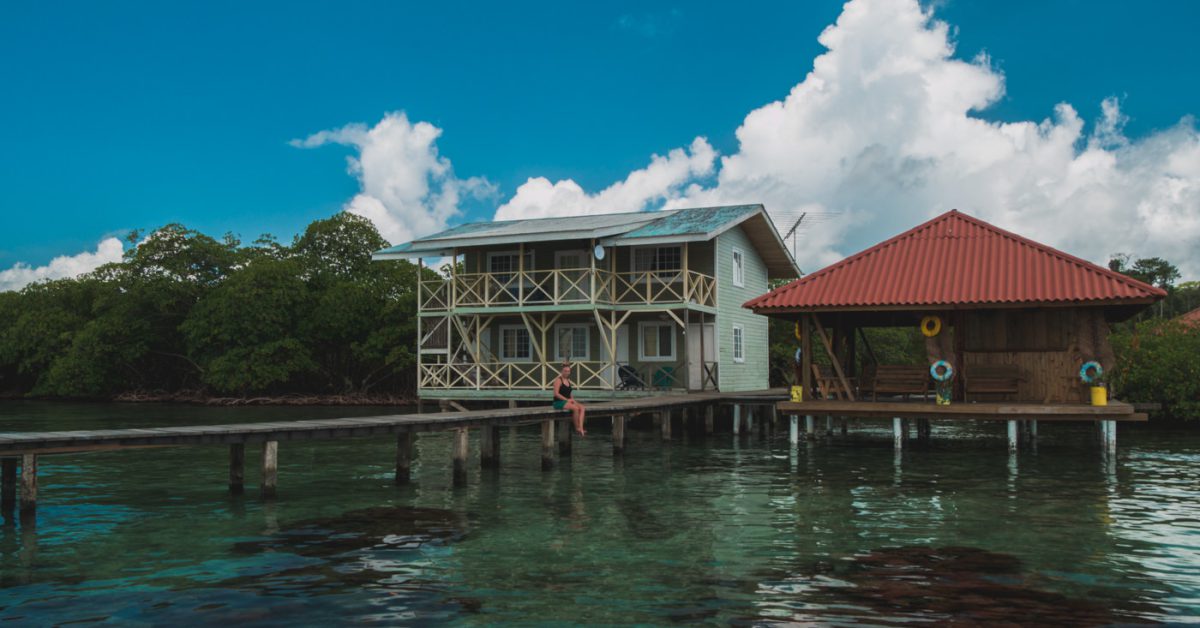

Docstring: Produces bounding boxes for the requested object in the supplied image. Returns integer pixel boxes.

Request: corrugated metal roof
[745,209,1166,312]
[615,204,763,239]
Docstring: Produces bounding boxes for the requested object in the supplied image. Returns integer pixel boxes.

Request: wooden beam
[800,315,813,399]
[260,441,278,498]
[396,432,415,483]
[480,426,500,469]
[452,427,469,486]
[20,454,36,517]
[612,415,626,455]
[229,443,245,494]
[557,419,572,455]
[1,458,15,515]
[541,420,555,470]
[812,316,856,401]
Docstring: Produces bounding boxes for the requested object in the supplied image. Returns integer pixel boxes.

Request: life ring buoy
[921,315,942,337]
[930,360,954,382]
[794,347,803,364]
[1080,361,1103,385]
[794,321,803,341]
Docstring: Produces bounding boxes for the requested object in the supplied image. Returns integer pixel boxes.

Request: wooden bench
[964,364,1025,401]
[862,365,929,401]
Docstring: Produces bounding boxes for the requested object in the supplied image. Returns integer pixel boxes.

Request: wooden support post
[481,426,500,469]
[661,410,672,441]
[19,454,36,520]
[396,432,415,483]
[1007,420,1019,454]
[1029,420,1038,442]
[745,407,754,435]
[541,420,555,470]
[892,418,903,450]
[840,418,848,436]
[805,415,815,436]
[452,427,469,485]
[612,415,626,455]
[260,441,278,498]
[704,405,714,434]
[1,458,16,516]
[558,419,572,455]
[732,405,741,435]
[1102,420,1116,454]
[825,415,833,436]
[789,416,799,446]
[800,315,812,399]
[229,444,245,494]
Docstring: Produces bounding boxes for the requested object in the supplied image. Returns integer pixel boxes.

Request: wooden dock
[0,391,1143,521]
[0,391,784,518]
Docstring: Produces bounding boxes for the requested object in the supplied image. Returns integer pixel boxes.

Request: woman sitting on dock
[553,364,587,436]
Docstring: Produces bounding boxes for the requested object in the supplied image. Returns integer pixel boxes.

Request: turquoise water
[1,402,1199,625]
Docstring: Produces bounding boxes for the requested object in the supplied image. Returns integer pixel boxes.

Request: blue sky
[2,0,1199,282]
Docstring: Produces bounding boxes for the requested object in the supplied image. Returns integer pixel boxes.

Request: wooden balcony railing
[418,360,718,392]
[419,268,717,311]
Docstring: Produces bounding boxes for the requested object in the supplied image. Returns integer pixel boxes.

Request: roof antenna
[782,212,807,261]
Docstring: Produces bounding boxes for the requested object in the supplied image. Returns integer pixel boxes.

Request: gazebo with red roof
[744,209,1165,446]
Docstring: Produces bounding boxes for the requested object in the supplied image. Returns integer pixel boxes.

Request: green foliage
[0,212,424,399]
[1109,319,1200,419]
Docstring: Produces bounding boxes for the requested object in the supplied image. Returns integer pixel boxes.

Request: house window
[732,325,745,363]
[487,250,534,276]
[732,248,745,287]
[633,246,682,273]
[639,322,676,361]
[499,325,531,361]
[555,324,590,361]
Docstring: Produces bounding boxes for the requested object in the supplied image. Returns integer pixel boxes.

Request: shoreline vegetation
[1,212,1197,418]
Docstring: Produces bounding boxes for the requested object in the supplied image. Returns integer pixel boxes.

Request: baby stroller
[616,364,646,390]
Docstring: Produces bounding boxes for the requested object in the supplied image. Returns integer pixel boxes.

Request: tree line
[0,213,429,400]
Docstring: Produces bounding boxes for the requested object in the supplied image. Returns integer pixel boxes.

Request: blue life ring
[930,360,954,382]
[794,347,803,364]
[1080,361,1103,384]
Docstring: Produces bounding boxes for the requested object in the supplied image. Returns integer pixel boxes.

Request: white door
[687,323,716,390]
[555,250,588,302]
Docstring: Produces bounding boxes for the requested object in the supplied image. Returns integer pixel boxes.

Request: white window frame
[486,250,534,274]
[637,321,677,362]
[498,324,532,362]
[732,324,745,363]
[554,324,590,361]
[632,245,683,273]
[732,248,745,287]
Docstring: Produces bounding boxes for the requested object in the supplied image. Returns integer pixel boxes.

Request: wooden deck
[776,399,1147,422]
[0,390,784,456]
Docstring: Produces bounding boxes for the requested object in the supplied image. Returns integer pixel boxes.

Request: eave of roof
[744,209,1166,313]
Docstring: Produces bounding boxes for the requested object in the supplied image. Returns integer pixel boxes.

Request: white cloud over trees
[0,238,124,292]
[304,0,1199,275]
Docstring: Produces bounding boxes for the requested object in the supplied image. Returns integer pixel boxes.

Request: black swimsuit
[554,380,573,410]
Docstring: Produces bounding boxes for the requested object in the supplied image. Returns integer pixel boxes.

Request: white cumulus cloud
[494,137,716,221]
[300,0,1200,276]
[675,0,1200,273]
[0,238,125,292]
[291,111,494,244]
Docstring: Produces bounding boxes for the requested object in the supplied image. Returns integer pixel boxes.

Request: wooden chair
[811,363,855,400]
[868,365,930,401]
[964,365,1025,401]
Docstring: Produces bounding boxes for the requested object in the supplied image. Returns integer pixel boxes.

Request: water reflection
[0,405,1197,624]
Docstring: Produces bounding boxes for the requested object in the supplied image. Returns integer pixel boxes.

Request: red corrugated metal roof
[745,209,1166,311]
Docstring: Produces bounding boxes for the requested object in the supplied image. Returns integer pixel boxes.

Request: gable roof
[745,209,1166,313]
[374,204,800,278]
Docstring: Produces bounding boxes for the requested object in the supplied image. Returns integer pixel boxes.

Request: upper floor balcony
[419,267,717,312]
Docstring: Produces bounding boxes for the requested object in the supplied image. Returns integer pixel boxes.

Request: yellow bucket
[1090,386,1107,407]
[790,386,804,402]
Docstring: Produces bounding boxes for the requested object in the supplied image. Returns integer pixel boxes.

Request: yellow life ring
[794,321,803,341]
[920,315,942,337]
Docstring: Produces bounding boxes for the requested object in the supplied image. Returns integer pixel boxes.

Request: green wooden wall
[714,225,770,392]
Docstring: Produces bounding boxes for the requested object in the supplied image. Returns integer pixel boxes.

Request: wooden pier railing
[420,268,717,311]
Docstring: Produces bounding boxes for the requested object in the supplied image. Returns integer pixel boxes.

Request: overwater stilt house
[745,209,1166,442]
[373,205,799,404]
